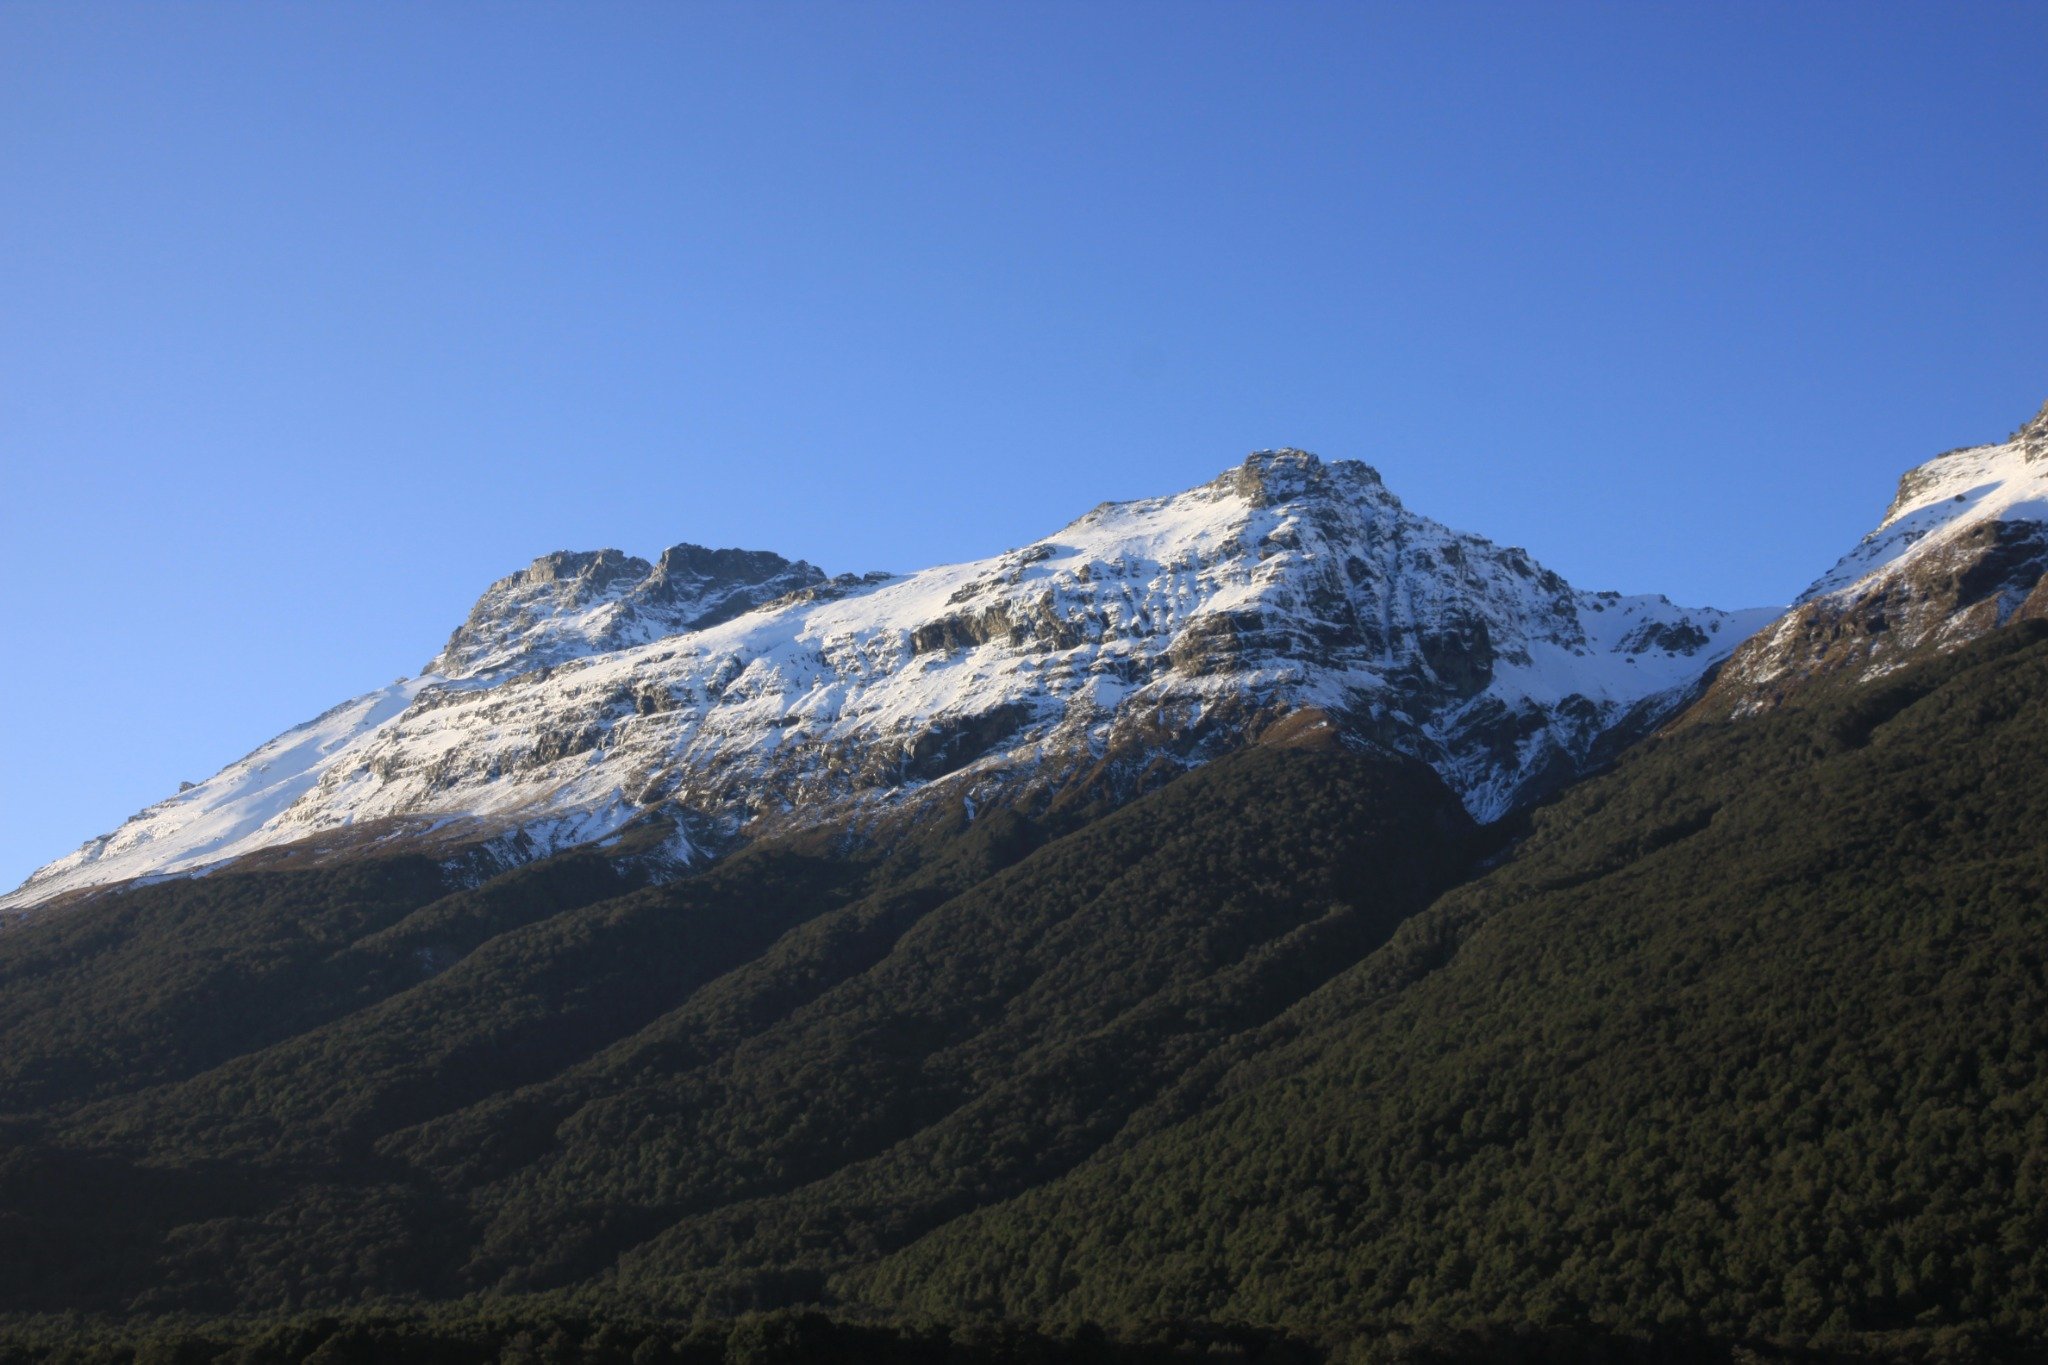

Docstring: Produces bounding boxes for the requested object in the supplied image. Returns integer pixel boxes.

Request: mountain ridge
[1,406,2047,1358]
[5,448,1769,912]
[427,544,839,681]
[1688,398,2048,721]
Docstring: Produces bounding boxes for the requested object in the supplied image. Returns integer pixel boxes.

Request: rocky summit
[7,448,1778,911]
[429,544,833,680]
[1690,399,2048,720]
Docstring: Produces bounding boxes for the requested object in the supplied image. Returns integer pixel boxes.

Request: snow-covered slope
[430,544,830,679]
[1695,399,2048,718]
[5,450,1775,911]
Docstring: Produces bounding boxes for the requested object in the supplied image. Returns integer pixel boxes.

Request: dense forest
[863,625,2048,1343]
[2,626,2045,1363]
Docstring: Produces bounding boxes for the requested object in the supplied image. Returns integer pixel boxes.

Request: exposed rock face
[6,450,1772,911]
[1691,400,2048,720]
[431,544,829,678]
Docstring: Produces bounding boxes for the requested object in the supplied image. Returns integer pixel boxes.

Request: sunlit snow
[5,450,1782,911]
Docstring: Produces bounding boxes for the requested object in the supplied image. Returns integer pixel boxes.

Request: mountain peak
[1228,447,1394,510]
[1837,403,2048,583]
[1241,446,1320,473]
[1880,396,2048,527]
[519,547,650,592]
[1689,402,2048,720]
[2014,396,2048,460]
[428,542,825,679]
[6,447,1769,912]
[644,544,820,603]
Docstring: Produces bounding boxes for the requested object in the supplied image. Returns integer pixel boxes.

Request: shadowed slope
[855,624,2048,1347]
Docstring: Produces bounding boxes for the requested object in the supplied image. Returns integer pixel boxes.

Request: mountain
[1,404,2046,1364]
[1691,399,2048,719]
[4,449,1771,913]
[429,544,832,679]
[855,619,2048,1350]
[0,732,1481,1318]
[2,603,2044,1359]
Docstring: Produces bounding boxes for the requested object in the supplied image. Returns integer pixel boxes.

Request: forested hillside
[0,735,1476,1320]
[860,624,2048,1353]
[2,629,2045,1363]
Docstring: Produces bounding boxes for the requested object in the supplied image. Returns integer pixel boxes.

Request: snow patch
[5,448,1774,910]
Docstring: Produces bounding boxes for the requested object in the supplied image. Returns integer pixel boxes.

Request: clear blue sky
[2,2,2043,889]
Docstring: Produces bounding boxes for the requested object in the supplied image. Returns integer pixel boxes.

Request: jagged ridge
[430,544,833,679]
[1692,398,2048,720]
[6,450,1774,911]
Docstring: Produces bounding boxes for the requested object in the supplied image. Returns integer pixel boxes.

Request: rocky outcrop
[1691,399,2048,721]
[430,543,828,679]
[6,449,1772,911]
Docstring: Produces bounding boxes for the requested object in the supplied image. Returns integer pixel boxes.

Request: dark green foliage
[0,841,694,1117]
[859,626,2048,1345]
[0,1306,2030,1365]
[517,745,1469,1305]
[0,742,1473,1320]
[3,626,2047,1360]
[0,857,453,1111]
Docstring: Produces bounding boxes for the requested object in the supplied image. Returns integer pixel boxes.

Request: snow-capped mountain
[430,544,832,680]
[1694,399,2048,719]
[5,450,1775,912]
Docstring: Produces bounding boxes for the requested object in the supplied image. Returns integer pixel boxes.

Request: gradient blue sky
[2,2,2043,888]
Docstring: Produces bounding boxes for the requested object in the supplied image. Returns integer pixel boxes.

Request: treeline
[2,629,2047,1356]
[0,1308,2034,1365]
[0,743,1477,1318]
[858,626,2048,1343]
